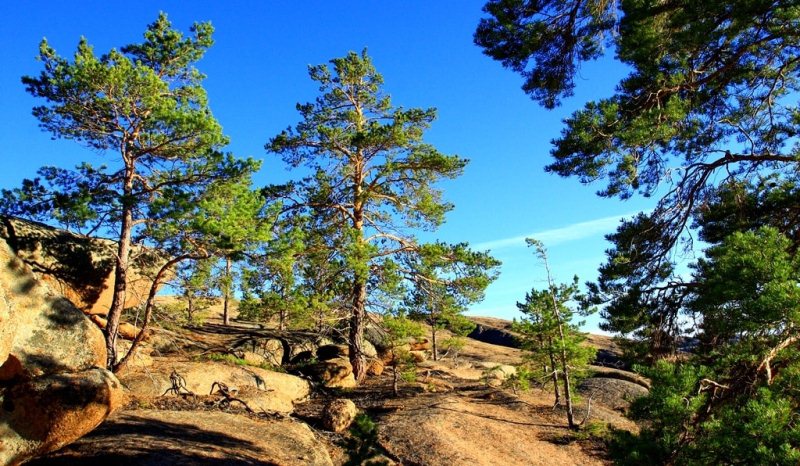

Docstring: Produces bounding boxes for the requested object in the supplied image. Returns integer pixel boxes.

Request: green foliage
[267,50,497,379]
[514,238,595,428]
[384,314,425,392]
[405,241,499,359]
[610,228,800,464]
[200,353,281,372]
[3,13,262,367]
[475,0,800,358]
[344,413,390,466]
[514,275,594,378]
[504,364,537,392]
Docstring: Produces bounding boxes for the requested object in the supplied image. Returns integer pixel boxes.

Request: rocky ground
[25,304,644,466]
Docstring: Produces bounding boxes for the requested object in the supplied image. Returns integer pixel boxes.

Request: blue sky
[0,1,655,332]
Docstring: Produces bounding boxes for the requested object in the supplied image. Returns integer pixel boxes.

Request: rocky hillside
[0,225,648,466]
[18,305,646,466]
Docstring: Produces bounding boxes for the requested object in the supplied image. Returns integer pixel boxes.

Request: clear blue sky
[0,1,654,332]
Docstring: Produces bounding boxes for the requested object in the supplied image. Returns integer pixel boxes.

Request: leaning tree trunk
[557,325,576,429]
[105,167,135,369]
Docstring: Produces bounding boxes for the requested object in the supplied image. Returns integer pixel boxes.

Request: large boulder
[578,376,649,411]
[0,236,123,465]
[232,336,285,366]
[467,323,519,348]
[364,322,390,352]
[0,368,124,466]
[306,357,357,389]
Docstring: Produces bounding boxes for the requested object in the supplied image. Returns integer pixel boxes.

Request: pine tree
[267,50,476,381]
[515,238,594,429]
[2,13,257,368]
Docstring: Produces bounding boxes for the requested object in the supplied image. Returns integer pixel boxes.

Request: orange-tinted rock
[367,358,385,376]
[0,367,124,466]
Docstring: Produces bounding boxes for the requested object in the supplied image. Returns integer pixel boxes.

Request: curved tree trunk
[105,164,134,369]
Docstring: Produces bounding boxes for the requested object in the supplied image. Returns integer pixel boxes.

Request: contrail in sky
[472,211,643,251]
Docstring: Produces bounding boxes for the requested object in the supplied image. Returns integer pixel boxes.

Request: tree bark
[548,343,561,406]
[223,256,231,326]
[350,279,367,382]
[431,325,438,362]
[105,162,135,369]
[187,294,194,323]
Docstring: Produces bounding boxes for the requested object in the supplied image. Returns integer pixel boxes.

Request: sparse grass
[199,353,283,372]
[575,421,612,442]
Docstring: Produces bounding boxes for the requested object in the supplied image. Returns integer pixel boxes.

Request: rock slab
[26,409,334,466]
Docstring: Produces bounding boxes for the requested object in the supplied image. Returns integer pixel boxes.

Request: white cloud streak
[473,211,642,251]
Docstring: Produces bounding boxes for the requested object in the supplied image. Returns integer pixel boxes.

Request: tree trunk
[431,325,438,361]
[541,247,576,429]
[392,350,399,396]
[116,254,190,373]
[187,294,194,323]
[105,164,135,369]
[350,279,367,382]
[223,257,231,326]
[548,346,561,406]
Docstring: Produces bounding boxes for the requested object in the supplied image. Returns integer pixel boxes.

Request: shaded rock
[307,357,356,389]
[285,333,334,362]
[0,367,124,466]
[232,336,284,366]
[467,323,518,348]
[364,323,390,352]
[316,344,348,361]
[588,365,651,389]
[578,376,649,411]
[120,360,310,414]
[321,398,357,433]
[27,409,333,466]
[0,216,163,317]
